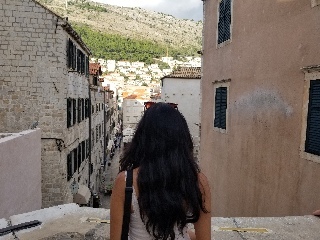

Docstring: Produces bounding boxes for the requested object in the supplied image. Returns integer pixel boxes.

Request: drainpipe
[88,83,92,192]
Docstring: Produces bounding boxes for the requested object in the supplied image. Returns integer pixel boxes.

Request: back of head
[120,102,203,239]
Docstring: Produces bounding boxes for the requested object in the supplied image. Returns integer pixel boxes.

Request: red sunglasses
[144,102,178,110]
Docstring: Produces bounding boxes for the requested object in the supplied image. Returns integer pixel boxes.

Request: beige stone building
[200,0,320,217]
[0,0,104,207]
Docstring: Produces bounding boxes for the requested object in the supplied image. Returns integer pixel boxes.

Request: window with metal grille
[73,99,77,125]
[218,0,232,44]
[214,87,228,129]
[67,98,72,128]
[67,153,72,181]
[305,80,320,156]
[72,44,77,70]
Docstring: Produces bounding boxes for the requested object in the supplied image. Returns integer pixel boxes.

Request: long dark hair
[120,102,207,239]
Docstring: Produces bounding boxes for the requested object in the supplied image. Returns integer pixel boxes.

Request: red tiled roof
[89,63,102,75]
[162,67,201,79]
[124,94,138,99]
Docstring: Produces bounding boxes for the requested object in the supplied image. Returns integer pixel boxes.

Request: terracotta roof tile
[89,63,102,75]
[163,67,201,79]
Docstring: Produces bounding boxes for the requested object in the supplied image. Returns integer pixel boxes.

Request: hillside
[37,0,203,50]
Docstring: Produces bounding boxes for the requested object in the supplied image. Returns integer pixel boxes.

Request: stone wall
[0,0,104,208]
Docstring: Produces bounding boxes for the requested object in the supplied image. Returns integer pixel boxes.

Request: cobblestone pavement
[99,146,122,209]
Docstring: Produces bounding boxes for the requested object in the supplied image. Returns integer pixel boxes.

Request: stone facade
[0,0,104,208]
[122,98,145,143]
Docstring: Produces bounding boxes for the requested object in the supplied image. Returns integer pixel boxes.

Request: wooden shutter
[217,1,225,44]
[78,98,81,123]
[77,49,81,73]
[85,99,89,118]
[67,153,72,181]
[78,144,82,169]
[217,0,232,44]
[73,148,78,174]
[67,39,73,69]
[214,87,227,129]
[72,45,77,70]
[67,98,72,128]
[82,141,85,162]
[73,99,77,125]
[305,80,320,155]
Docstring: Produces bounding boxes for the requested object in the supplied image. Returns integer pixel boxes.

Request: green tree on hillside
[72,23,198,64]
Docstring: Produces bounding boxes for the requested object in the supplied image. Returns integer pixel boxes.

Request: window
[67,39,73,69]
[85,99,89,118]
[82,141,85,162]
[73,148,78,174]
[96,125,99,142]
[93,76,98,86]
[82,99,85,120]
[67,98,72,128]
[86,139,89,158]
[73,99,77,125]
[85,56,89,77]
[213,79,230,132]
[77,49,81,73]
[67,153,72,181]
[218,0,232,45]
[305,80,320,156]
[300,66,320,163]
[214,87,228,129]
[78,144,82,170]
[78,98,81,123]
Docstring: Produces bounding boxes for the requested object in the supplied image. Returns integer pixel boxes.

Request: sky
[94,0,203,21]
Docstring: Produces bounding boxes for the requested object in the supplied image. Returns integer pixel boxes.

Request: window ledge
[217,39,231,49]
[301,65,320,73]
[213,127,227,134]
[300,150,320,164]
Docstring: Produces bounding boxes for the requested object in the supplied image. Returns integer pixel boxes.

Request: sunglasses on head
[144,102,178,110]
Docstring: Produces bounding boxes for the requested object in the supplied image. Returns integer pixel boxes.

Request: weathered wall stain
[232,89,293,117]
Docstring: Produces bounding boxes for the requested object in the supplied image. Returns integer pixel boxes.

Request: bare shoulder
[114,171,126,186]
[197,172,211,211]
[198,172,210,187]
[112,171,126,196]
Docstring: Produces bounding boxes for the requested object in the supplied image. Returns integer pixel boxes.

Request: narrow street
[99,145,123,209]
